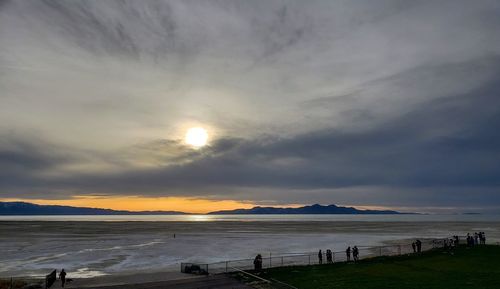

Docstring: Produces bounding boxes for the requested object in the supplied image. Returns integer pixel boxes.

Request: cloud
[1,0,500,211]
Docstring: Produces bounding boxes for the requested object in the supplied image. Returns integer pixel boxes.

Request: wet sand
[1,220,499,278]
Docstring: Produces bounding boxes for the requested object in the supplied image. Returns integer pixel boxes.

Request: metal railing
[182,236,475,275]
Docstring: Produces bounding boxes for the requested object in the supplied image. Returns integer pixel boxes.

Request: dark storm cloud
[0,135,69,194]
[69,69,500,192]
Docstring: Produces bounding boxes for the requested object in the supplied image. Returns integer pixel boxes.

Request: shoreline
[1,220,498,281]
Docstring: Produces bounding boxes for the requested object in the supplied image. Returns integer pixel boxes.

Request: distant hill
[0,202,403,215]
[208,204,402,215]
[0,202,187,215]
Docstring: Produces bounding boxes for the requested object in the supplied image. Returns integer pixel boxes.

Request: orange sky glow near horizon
[0,197,402,214]
[0,196,263,214]
[0,196,282,214]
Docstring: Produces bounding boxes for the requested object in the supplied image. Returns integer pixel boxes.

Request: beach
[1,214,500,282]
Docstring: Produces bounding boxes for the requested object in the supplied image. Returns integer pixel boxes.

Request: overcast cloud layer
[1,0,500,212]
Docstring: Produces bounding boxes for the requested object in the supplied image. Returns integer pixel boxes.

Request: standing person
[411,242,416,253]
[353,246,359,262]
[59,269,67,288]
[346,246,351,262]
[326,249,332,264]
[318,250,323,264]
[253,254,262,271]
[416,239,422,253]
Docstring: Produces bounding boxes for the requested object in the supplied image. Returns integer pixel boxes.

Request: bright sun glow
[185,127,208,148]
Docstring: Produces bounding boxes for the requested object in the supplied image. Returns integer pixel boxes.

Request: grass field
[259,245,500,289]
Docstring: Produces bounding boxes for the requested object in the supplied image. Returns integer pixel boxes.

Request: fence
[181,236,469,275]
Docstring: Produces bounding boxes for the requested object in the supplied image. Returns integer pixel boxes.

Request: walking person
[318,249,323,264]
[412,242,416,253]
[346,246,351,262]
[59,269,67,288]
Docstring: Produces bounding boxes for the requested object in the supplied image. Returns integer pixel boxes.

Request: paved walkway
[72,275,254,289]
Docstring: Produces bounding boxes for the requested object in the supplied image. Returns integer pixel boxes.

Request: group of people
[317,249,335,264]
[254,245,361,271]
[467,232,486,246]
[252,232,488,271]
[345,246,359,262]
[411,239,422,253]
[318,246,359,264]
[443,237,458,250]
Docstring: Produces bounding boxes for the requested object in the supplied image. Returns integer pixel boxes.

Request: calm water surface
[2,214,500,222]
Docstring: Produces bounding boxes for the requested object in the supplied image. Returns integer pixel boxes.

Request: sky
[1,0,500,213]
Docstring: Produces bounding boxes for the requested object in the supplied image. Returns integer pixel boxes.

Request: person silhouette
[416,239,422,253]
[412,242,416,253]
[253,254,262,271]
[59,269,67,288]
[346,246,351,262]
[326,249,332,264]
[318,249,323,264]
[353,246,359,262]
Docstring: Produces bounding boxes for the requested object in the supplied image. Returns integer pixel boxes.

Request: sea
[1,214,499,278]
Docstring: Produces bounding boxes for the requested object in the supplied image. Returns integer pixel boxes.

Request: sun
[185,127,208,148]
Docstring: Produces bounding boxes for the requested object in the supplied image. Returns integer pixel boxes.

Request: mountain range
[208,204,401,214]
[0,202,402,215]
[0,202,186,215]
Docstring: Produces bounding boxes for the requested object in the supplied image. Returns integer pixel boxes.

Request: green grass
[260,245,500,289]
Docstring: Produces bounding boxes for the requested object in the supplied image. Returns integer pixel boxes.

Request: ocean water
[1,214,499,278]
